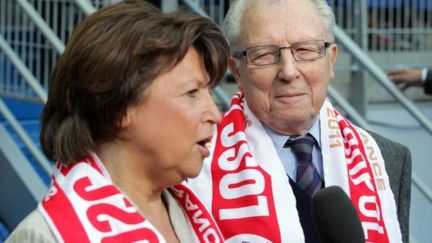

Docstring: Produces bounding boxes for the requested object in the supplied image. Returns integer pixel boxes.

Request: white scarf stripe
[188,93,402,243]
[39,153,225,242]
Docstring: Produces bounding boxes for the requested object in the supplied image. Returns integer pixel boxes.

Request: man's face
[230,0,338,135]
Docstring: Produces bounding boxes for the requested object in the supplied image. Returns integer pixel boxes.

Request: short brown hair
[40,0,229,164]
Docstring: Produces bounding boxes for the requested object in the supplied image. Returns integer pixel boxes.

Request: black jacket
[424,68,432,94]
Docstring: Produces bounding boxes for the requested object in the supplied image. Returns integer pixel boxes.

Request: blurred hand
[388,68,423,91]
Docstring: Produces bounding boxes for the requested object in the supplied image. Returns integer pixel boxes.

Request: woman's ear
[119,109,133,129]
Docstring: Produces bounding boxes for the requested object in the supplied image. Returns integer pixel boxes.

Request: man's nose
[277,50,300,81]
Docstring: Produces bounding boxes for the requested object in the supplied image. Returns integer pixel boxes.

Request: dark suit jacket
[369,131,411,243]
[424,68,432,94]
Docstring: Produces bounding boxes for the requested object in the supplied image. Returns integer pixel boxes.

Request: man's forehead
[238,2,327,46]
[240,0,322,28]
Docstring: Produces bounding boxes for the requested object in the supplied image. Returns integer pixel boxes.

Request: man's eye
[252,51,276,61]
[296,47,318,53]
[294,46,320,59]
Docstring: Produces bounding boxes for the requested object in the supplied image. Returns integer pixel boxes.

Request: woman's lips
[198,143,211,157]
[197,136,212,157]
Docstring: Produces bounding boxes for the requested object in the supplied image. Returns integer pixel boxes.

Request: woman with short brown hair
[6,1,229,242]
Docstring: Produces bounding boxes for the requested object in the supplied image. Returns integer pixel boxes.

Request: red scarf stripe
[41,179,91,242]
[40,153,223,242]
[210,93,281,242]
[201,92,398,242]
[86,155,103,174]
[335,111,390,243]
[170,184,225,242]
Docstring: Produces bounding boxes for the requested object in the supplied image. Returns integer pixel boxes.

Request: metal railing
[3,0,432,100]
[330,0,432,52]
[1,0,431,204]
[0,0,431,241]
[0,0,107,101]
[0,0,109,174]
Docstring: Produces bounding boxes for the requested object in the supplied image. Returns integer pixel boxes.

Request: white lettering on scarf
[209,93,280,242]
[40,154,224,243]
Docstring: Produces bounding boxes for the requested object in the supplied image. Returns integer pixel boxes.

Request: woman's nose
[204,91,222,124]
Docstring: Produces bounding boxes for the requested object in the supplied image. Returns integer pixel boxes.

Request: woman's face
[122,47,221,186]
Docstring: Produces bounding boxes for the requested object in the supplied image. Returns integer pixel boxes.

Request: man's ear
[328,43,339,80]
[330,43,339,64]
[228,57,244,92]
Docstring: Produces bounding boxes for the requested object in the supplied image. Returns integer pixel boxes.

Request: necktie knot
[285,135,315,163]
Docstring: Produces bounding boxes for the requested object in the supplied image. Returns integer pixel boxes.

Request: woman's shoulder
[5,209,56,243]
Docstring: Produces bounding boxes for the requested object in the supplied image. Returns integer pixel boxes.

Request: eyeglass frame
[233,40,333,66]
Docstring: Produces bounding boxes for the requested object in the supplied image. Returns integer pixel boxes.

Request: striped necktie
[285,135,322,197]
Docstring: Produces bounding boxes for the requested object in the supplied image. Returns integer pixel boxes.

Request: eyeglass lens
[246,40,327,66]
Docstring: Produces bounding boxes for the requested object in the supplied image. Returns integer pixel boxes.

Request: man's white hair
[223,0,336,52]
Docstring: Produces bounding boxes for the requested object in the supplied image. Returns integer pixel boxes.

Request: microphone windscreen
[311,186,365,243]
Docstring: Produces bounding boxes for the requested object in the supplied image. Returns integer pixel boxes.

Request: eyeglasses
[233,40,332,66]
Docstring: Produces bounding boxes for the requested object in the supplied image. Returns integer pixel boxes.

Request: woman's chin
[184,160,204,179]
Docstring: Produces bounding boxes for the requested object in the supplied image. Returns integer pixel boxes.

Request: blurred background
[0,0,431,242]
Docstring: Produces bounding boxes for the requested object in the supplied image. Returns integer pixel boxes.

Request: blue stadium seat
[0,219,10,242]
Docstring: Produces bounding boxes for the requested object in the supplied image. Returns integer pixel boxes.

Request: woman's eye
[186,89,198,97]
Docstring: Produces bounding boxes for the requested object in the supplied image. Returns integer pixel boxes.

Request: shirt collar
[263,117,321,151]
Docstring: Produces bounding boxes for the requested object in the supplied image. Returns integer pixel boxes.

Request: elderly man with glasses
[188,0,411,242]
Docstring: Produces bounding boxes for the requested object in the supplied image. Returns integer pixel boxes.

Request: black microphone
[311,186,365,243]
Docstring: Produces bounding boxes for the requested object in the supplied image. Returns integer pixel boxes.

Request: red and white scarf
[38,153,224,243]
[188,92,402,243]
